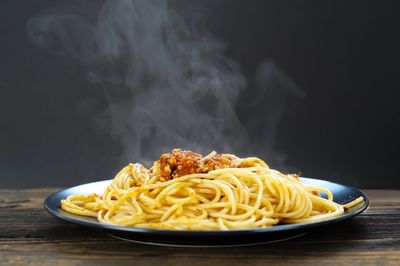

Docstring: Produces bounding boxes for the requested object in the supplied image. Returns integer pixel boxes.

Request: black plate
[44,178,369,247]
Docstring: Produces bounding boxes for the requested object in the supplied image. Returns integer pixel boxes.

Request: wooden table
[0,189,399,265]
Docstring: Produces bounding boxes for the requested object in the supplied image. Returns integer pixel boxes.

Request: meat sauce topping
[157,149,238,180]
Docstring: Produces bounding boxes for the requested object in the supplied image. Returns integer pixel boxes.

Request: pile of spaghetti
[61,149,363,230]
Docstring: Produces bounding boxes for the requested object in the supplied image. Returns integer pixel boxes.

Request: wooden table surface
[0,188,399,266]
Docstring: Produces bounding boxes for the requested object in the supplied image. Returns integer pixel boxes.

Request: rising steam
[27,0,304,168]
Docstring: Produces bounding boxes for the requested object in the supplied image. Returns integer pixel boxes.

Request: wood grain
[0,189,399,266]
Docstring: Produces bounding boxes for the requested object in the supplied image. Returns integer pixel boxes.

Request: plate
[44,178,369,247]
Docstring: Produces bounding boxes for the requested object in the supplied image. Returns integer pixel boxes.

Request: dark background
[1,0,399,188]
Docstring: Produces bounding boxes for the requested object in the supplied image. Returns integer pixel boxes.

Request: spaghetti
[61,149,363,230]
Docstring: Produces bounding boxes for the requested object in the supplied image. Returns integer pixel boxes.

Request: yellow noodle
[342,196,364,209]
[61,153,364,230]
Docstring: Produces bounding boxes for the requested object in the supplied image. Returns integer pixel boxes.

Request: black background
[1,0,399,188]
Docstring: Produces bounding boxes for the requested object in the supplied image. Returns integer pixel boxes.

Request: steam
[28,0,304,168]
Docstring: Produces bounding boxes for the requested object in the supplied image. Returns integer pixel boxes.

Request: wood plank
[0,188,399,265]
